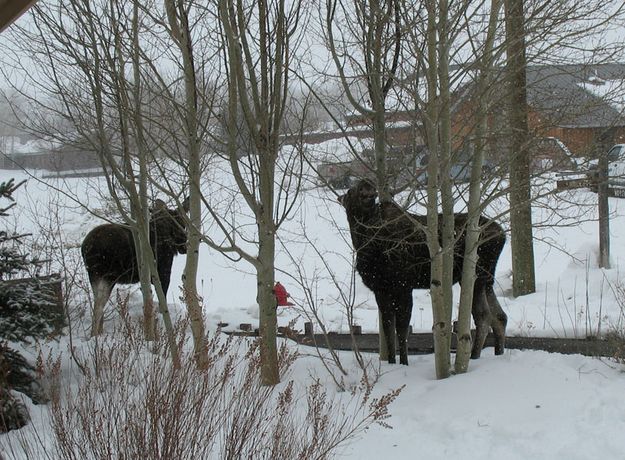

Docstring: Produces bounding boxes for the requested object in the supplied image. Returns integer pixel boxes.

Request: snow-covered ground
[1,155,625,458]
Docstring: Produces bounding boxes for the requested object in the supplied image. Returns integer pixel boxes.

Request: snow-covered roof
[351,63,625,130]
[523,63,625,128]
[578,77,625,115]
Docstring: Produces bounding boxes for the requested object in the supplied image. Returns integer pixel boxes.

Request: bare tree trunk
[164,0,209,370]
[218,0,302,385]
[437,0,454,364]
[424,0,449,380]
[505,0,536,297]
[596,129,614,268]
[373,108,391,361]
[222,57,280,384]
[257,215,279,385]
[130,2,156,341]
[325,0,401,362]
[184,192,208,369]
[149,258,181,368]
[372,104,391,361]
[455,0,502,374]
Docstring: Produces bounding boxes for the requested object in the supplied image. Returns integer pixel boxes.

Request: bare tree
[454,0,503,373]
[1,0,223,367]
[217,0,305,385]
[420,0,458,380]
[161,0,210,369]
[396,0,625,377]
[323,0,403,361]
[325,0,402,202]
[17,1,180,352]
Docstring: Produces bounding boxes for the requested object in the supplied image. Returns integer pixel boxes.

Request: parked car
[605,144,625,186]
[586,144,625,187]
[532,137,586,173]
[317,145,495,189]
[413,152,495,186]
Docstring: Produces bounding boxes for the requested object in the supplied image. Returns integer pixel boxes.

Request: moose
[339,179,507,365]
[81,198,189,336]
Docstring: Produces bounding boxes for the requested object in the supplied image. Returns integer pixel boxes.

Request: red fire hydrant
[273,282,294,307]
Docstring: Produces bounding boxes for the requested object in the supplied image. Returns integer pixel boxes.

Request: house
[301,63,625,171]
[523,63,625,157]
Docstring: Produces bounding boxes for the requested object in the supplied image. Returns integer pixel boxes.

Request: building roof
[525,63,625,128]
[344,63,625,130]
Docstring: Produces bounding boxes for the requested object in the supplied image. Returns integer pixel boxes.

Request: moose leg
[470,286,491,359]
[485,286,507,355]
[156,255,173,297]
[375,291,397,364]
[395,290,413,366]
[381,310,397,364]
[90,278,113,337]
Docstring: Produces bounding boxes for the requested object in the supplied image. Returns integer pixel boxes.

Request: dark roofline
[0,0,37,33]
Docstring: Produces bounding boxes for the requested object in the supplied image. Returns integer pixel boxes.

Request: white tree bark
[454,0,503,374]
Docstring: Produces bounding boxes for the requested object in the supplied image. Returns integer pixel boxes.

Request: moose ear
[337,194,346,206]
[151,199,167,211]
[181,196,190,212]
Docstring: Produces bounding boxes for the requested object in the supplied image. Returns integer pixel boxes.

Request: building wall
[0,149,100,171]
[294,102,625,164]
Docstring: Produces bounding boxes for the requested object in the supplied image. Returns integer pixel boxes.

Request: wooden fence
[233,322,620,358]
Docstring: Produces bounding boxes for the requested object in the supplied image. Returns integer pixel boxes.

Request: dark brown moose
[339,179,507,365]
[81,198,188,336]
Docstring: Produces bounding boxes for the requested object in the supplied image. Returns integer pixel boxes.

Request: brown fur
[81,199,188,336]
